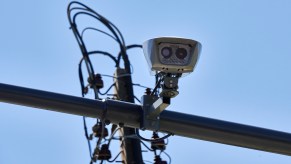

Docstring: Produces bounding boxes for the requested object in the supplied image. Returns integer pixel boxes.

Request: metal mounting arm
[141,95,170,130]
[149,97,170,119]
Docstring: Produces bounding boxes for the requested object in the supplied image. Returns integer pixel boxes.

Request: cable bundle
[67,1,172,163]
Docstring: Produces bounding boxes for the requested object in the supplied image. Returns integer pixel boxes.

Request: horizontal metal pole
[1,83,291,156]
[0,83,141,128]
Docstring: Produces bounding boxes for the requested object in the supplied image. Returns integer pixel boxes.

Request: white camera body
[143,37,202,75]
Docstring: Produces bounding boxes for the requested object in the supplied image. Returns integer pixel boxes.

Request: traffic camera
[143,37,201,75]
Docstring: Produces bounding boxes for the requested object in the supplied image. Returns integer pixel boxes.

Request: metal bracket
[141,95,170,131]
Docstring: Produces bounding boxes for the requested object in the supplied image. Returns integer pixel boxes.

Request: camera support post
[141,74,179,131]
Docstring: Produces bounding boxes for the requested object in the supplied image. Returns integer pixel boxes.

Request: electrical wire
[134,96,141,103]
[151,77,163,96]
[81,27,118,43]
[162,151,172,164]
[68,3,113,163]
[72,12,122,47]
[99,73,132,79]
[135,129,174,142]
[78,55,117,97]
[117,44,142,67]
[68,9,95,73]
[107,151,122,163]
[140,140,154,152]
[68,2,126,46]
[68,2,174,164]
[98,83,116,96]
[68,3,128,63]
[99,74,115,78]
[78,50,118,67]
[162,132,169,145]
[132,83,152,89]
[68,1,127,85]
[88,51,118,66]
[83,116,93,159]
[143,160,154,164]
[107,127,121,146]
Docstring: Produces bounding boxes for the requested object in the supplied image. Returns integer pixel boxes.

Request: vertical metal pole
[114,68,143,164]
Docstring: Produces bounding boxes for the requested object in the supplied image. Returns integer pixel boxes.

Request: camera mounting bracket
[140,95,170,131]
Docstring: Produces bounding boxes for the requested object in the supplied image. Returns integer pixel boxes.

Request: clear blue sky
[1,1,291,163]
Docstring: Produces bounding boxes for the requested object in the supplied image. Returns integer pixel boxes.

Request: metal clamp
[141,95,170,131]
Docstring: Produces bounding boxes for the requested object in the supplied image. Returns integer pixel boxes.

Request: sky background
[0,0,291,163]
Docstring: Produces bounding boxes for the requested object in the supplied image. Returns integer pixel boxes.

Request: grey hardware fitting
[141,95,170,131]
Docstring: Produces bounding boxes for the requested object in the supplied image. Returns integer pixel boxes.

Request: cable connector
[154,155,167,164]
[151,132,166,151]
[92,144,112,161]
[90,122,108,139]
[88,74,104,89]
[97,144,111,160]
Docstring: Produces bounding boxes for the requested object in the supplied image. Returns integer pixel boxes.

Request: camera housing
[143,37,202,75]
[141,37,202,129]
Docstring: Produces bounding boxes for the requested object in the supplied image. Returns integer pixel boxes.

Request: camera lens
[175,48,187,59]
[161,47,172,59]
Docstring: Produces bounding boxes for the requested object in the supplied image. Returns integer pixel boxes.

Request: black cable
[69,4,111,162]
[162,151,172,164]
[107,127,121,146]
[78,58,99,99]
[69,3,127,99]
[140,140,154,152]
[68,1,126,46]
[81,27,118,43]
[98,83,116,96]
[69,10,98,99]
[132,83,152,89]
[78,54,117,96]
[68,2,133,106]
[70,9,125,53]
[78,51,118,67]
[87,51,118,66]
[78,60,86,96]
[151,77,163,96]
[68,3,118,35]
[68,3,159,164]
[107,151,122,163]
[117,44,142,67]
[99,74,131,79]
[68,2,123,83]
[72,12,124,49]
[68,6,94,60]
[72,12,122,47]
[143,160,154,164]
[100,74,115,78]
[135,129,173,142]
[83,116,93,159]
[162,133,169,145]
[134,96,141,103]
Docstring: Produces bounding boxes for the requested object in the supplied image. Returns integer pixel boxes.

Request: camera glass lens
[161,47,172,59]
[175,48,187,59]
